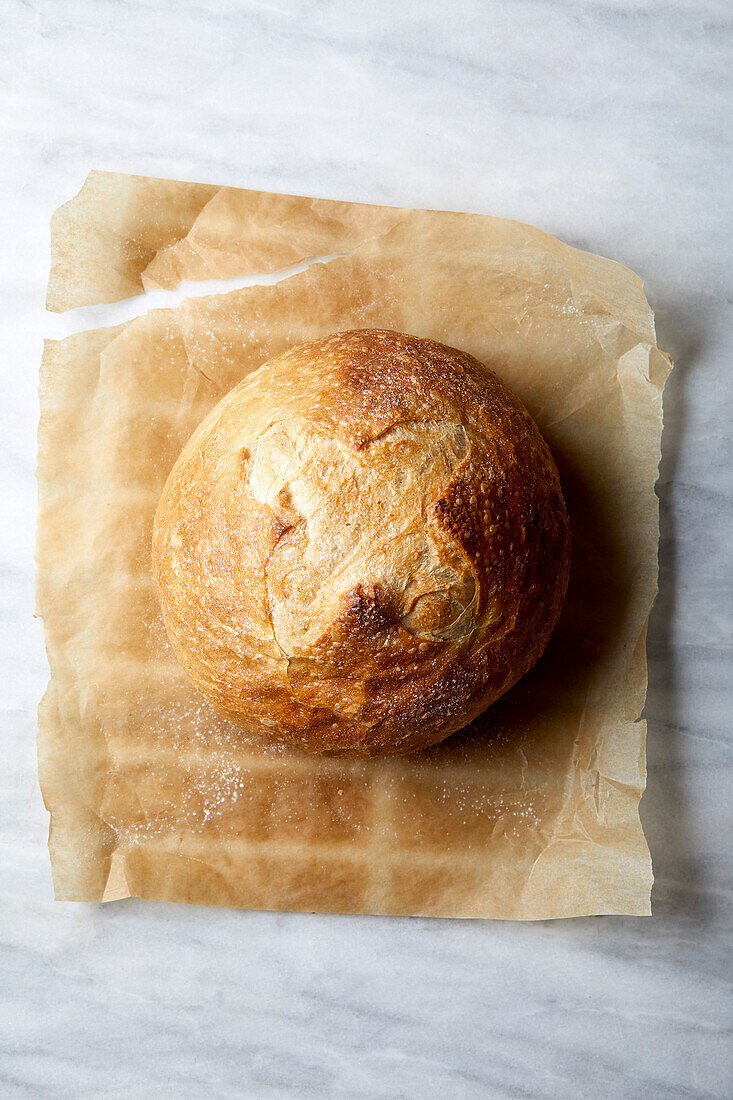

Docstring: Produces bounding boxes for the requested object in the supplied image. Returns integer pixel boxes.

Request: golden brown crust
[152,330,570,757]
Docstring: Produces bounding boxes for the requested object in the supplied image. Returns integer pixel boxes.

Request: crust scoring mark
[245,417,480,682]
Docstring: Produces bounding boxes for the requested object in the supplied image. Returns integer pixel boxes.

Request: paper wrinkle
[140,186,226,290]
[37,172,671,919]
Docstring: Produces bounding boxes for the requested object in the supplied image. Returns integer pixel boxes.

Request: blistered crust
[152,330,570,757]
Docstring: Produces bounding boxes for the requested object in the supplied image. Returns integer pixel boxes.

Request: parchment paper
[37,171,671,917]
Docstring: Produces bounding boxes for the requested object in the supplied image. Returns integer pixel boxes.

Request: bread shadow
[421,434,635,772]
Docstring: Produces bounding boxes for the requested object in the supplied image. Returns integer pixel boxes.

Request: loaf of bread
[152,330,570,757]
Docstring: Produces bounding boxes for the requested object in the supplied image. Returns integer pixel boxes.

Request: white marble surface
[1,1,731,1096]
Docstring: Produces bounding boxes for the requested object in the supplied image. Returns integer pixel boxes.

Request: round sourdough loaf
[152,329,570,757]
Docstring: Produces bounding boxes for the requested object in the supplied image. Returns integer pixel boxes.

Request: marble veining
[1,1,731,1097]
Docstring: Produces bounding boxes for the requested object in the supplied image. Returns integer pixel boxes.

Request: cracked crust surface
[152,329,570,757]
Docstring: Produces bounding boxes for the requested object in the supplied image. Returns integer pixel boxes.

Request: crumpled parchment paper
[37,171,671,917]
